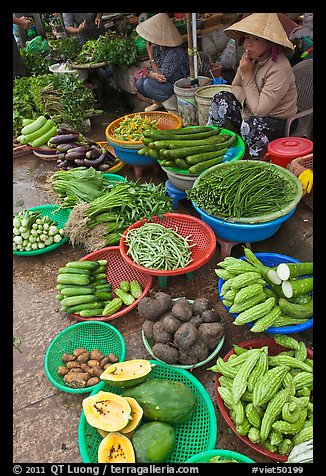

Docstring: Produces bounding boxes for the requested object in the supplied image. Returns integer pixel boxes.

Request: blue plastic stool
[165,180,187,209]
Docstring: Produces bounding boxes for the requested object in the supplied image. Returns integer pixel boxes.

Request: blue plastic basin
[192,202,296,243]
[108,142,156,167]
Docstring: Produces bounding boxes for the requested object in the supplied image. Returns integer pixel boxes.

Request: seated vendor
[207,13,298,158]
[135,13,189,112]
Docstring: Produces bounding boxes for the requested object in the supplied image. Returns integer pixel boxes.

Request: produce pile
[17,115,57,148]
[216,248,313,331]
[111,114,159,142]
[82,359,198,463]
[63,181,173,251]
[210,334,313,457]
[138,125,238,174]
[139,291,224,366]
[56,259,143,318]
[187,160,300,220]
[13,209,65,252]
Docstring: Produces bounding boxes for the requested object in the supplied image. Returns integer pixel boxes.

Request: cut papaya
[98,432,135,463]
[120,397,143,434]
[82,391,131,432]
[100,359,153,388]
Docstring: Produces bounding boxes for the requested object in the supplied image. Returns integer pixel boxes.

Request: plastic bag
[134,67,149,82]
[25,35,50,55]
[219,39,237,70]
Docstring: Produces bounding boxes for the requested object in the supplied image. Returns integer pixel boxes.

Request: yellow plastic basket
[105,111,182,149]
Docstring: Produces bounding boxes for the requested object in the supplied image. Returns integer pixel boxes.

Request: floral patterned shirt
[153,46,189,83]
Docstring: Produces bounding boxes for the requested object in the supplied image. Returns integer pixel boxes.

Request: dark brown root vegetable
[171,298,193,322]
[198,322,224,351]
[189,315,203,328]
[192,298,211,315]
[161,312,182,334]
[90,349,105,361]
[152,321,173,344]
[173,322,198,350]
[201,309,221,323]
[142,320,155,340]
[57,366,69,376]
[178,338,209,365]
[76,351,90,363]
[152,343,179,364]
[138,292,173,321]
[86,377,101,387]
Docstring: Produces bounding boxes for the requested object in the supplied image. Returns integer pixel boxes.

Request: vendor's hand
[150,71,167,83]
[95,16,102,28]
[15,16,32,30]
[78,20,88,33]
[239,51,254,76]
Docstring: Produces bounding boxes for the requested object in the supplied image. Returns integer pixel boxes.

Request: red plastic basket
[215,337,313,462]
[71,246,153,322]
[119,213,217,276]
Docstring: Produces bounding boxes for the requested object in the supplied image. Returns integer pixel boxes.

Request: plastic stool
[158,272,194,288]
[165,180,187,209]
[216,236,252,259]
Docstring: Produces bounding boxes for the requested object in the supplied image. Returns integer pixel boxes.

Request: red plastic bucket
[265,137,313,169]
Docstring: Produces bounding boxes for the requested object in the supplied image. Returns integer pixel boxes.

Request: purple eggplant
[49,133,82,145]
[85,148,101,160]
[65,151,87,161]
[57,127,80,135]
[97,163,111,171]
[66,146,89,155]
[74,158,86,166]
[56,143,82,153]
[84,151,107,168]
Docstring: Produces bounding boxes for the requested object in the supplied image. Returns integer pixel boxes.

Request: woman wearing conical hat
[207,13,298,158]
[135,13,189,111]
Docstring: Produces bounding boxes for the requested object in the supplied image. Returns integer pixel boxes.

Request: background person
[63,13,105,45]
[13,15,32,78]
[207,13,297,158]
[135,13,189,112]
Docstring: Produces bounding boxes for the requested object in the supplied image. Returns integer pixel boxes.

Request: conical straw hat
[224,13,294,52]
[136,13,183,47]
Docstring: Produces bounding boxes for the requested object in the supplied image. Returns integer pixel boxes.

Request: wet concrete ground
[13,111,313,464]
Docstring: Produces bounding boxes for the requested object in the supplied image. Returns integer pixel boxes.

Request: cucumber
[56,283,84,291]
[97,260,108,266]
[21,116,47,135]
[94,284,112,292]
[79,308,105,317]
[93,278,107,286]
[162,143,229,159]
[114,289,135,306]
[138,146,150,155]
[175,158,191,169]
[94,291,113,301]
[143,129,221,141]
[93,265,107,274]
[143,126,216,136]
[60,286,96,296]
[153,135,228,150]
[188,155,225,174]
[144,148,161,160]
[55,294,64,301]
[93,273,107,281]
[61,294,97,308]
[65,302,100,314]
[31,126,58,148]
[185,148,227,164]
[57,273,90,285]
[66,260,100,271]
[58,267,91,275]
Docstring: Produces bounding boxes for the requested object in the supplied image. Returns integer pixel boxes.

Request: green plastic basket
[78,360,218,463]
[102,173,127,184]
[13,204,71,256]
[185,449,255,463]
[158,128,245,176]
[44,321,127,394]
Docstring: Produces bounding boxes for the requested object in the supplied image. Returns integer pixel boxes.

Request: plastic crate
[78,359,217,463]
[289,153,313,210]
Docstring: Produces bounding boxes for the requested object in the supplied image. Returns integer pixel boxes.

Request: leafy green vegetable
[48,37,82,61]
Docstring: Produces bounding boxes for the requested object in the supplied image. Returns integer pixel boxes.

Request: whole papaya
[132,421,175,463]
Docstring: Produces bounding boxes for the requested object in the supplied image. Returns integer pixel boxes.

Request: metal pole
[186,13,195,82]
[192,13,198,80]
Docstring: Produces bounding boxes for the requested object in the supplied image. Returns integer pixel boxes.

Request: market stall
[13,11,313,469]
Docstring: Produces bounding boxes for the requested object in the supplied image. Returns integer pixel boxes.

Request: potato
[189,315,203,328]
[63,371,89,388]
[142,320,155,340]
[201,309,221,323]
[173,322,198,350]
[198,322,224,351]
[107,352,119,363]
[152,321,173,344]
[88,359,101,368]
[57,366,69,376]
[138,292,172,321]
[66,361,81,370]
[171,298,192,322]
[152,343,179,364]
[161,312,182,334]
[76,351,90,363]
[86,377,101,387]
[61,353,76,363]
[90,349,105,361]
[89,365,103,377]
[192,298,211,315]
[80,363,92,374]
[72,348,88,357]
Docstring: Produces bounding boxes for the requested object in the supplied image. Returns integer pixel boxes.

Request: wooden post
[186,13,195,81]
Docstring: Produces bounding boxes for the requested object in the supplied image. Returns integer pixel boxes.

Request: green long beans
[124,223,195,270]
[187,162,299,220]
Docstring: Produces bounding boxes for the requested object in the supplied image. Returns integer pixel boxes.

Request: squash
[82,391,131,432]
[100,359,153,388]
[98,432,135,463]
[123,378,197,424]
[120,397,143,434]
[131,421,175,463]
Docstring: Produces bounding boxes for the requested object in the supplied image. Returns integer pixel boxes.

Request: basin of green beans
[124,222,196,271]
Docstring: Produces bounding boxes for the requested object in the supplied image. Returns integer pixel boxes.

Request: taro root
[178,339,208,365]
[173,322,198,350]
[152,321,173,344]
[142,320,155,340]
[161,312,182,334]
[171,298,192,322]
[152,343,179,364]
[90,349,105,361]
[137,292,173,321]
[189,315,203,328]
[73,348,88,357]
[88,359,102,368]
[86,377,101,387]
[61,353,76,363]
[66,361,82,370]
[57,366,69,376]
[76,351,90,363]
[63,371,89,388]
[198,322,224,351]
[201,309,221,323]
[107,352,119,363]
[192,298,211,316]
